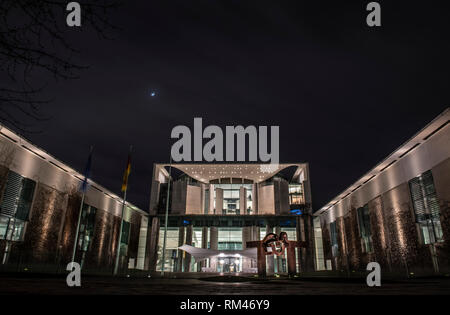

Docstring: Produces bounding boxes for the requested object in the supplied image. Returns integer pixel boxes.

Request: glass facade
[218,227,243,250]
[313,217,326,270]
[120,220,131,256]
[214,183,253,215]
[0,171,36,242]
[77,203,97,267]
[357,204,373,253]
[330,221,339,257]
[288,183,304,205]
[409,170,443,244]
[156,227,179,272]
[154,217,302,273]
[273,227,297,273]
[78,204,97,252]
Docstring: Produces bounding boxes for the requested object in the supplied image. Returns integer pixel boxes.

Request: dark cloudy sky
[10,0,450,211]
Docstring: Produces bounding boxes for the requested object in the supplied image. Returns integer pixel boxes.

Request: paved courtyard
[1,273,450,295]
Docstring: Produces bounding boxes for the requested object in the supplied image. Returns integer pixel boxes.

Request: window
[157,183,171,214]
[215,183,253,215]
[77,204,97,252]
[0,216,26,241]
[409,170,443,244]
[288,183,304,205]
[0,171,36,242]
[156,227,179,272]
[218,242,242,250]
[330,221,339,257]
[218,227,242,250]
[288,184,302,194]
[357,204,372,253]
[120,221,131,256]
[313,217,326,271]
[204,188,210,214]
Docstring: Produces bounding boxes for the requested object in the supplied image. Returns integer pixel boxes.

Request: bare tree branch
[0,0,120,132]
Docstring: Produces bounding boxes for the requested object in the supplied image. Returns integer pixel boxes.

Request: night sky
[10,1,450,211]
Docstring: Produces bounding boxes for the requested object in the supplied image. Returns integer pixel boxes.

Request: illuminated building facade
[315,109,450,275]
[145,163,321,274]
[0,125,148,273]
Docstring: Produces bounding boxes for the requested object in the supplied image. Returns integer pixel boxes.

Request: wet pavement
[1,274,450,295]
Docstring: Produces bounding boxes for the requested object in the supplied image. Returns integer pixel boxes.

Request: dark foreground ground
[1,273,450,295]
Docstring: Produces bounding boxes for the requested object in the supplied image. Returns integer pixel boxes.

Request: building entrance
[217,256,241,273]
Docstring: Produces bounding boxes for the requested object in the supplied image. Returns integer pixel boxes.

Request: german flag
[121,149,132,192]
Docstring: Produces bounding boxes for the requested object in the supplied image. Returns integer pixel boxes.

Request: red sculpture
[247,232,306,276]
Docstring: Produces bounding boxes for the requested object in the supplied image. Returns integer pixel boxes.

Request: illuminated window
[215,183,253,215]
[218,227,242,250]
[288,183,304,205]
[409,170,443,244]
[77,204,97,252]
[357,204,373,253]
[156,227,179,272]
[330,221,339,257]
[0,171,36,242]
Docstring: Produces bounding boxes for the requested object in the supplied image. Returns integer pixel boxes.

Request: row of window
[158,181,305,215]
[329,170,443,257]
[0,170,131,258]
[0,171,36,241]
[156,226,298,272]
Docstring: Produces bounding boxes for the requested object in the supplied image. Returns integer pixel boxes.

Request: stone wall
[20,183,68,264]
[186,184,202,214]
[258,184,275,214]
[320,220,333,269]
[320,174,450,275]
[171,180,187,214]
[381,183,432,274]
[343,207,365,270]
[432,158,450,273]
[368,196,391,270]
[1,180,145,273]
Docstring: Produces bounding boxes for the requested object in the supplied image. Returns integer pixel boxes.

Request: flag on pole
[80,147,93,193]
[121,149,132,192]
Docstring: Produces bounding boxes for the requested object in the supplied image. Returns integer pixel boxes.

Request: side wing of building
[0,126,148,273]
[315,109,450,275]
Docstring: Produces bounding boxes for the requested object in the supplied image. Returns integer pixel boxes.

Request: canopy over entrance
[178,245,257,262]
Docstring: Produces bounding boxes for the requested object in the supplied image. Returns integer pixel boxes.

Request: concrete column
[201,227,208,270]
[239,187,247,215]
[209,184,215,214]
[305,215,316,272]
[177,226,185,272]
[210,227,218,270]
[136,216,148,270]
[145,217,160,272]
[210,227,218,249]
[298,215,315,272]
[266,225,274,275]
[201,184,205,214]
[296,216,303,272]
[252,184,258,214]
[242,226,252,270]
[183,225,193,272]
[216,188,223,214]
[275,226,283,273]
[251,226,260,268]
[254,226,260,240]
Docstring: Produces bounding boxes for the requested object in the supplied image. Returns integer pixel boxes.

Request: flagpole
[114,146,132,276]
[71,193,85,264]
[161,155,172,276]
[71,145,93,264]
[113,187,127,275]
